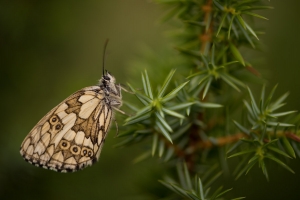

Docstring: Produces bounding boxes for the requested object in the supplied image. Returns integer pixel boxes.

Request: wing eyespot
[49,115,64,133]
[50,115,59,125]
[55,124,61,130]
[50,122,63,134]
[52,117,57,123]
[70,145,81,155]
[59,140,70,150]
[81,147,93,157]
[82,149,88,156]
[88,150,93,157]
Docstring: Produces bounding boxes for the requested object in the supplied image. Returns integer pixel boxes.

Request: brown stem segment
[162,131,300,161]
[200,0,213,54]
[184,0,215,171]
[192,131,300,151]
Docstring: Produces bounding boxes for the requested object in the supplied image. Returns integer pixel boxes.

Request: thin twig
[200,0,213,54]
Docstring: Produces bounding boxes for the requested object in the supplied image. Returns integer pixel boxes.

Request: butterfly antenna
[103,39,109,76]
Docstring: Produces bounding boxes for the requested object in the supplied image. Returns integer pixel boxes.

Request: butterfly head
[99,70,121,98]
[101,70,116,86]
[99,71,119,97]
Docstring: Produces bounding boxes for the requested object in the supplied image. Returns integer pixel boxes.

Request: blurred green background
[1,1,300,199]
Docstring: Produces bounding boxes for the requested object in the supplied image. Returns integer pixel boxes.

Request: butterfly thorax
[99,72,122,108]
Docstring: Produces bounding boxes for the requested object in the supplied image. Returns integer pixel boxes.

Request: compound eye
[104,75,110,81]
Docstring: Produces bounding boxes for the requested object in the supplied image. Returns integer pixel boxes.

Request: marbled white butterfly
[20,40,124,172]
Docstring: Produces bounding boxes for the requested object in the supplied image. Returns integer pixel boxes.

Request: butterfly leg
[119,84,135,94]
[114,118,119,137]
[112,106,131,117]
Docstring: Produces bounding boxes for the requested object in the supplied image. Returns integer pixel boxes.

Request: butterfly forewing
[20,85,117,173]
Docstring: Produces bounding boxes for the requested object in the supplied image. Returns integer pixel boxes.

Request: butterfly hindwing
[20,86,113,172]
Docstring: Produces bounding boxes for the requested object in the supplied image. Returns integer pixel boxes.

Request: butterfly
[20,40,124,172]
